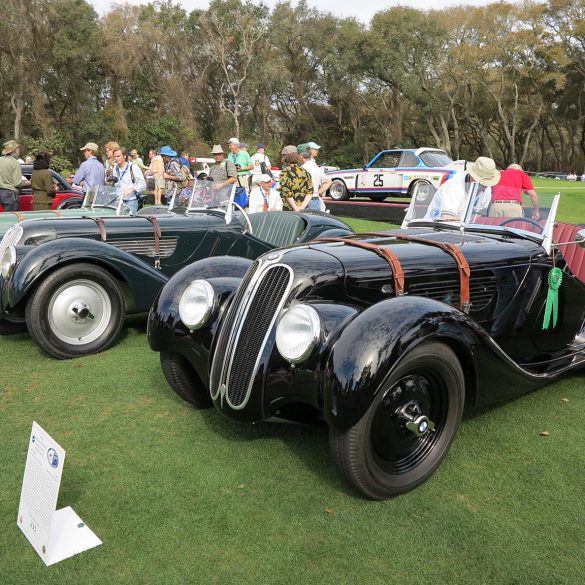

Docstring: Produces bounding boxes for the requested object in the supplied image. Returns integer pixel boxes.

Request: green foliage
[24,132,72,173]
[1,0,585,173]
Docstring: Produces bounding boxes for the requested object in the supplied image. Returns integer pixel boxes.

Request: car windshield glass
[419,151,453,167]
[167,177,236,214]
[83,185,124,213]
[403,174,558,248]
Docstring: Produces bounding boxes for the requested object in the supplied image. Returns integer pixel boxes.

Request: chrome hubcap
[48,279,112,345]
[398,401,436,438]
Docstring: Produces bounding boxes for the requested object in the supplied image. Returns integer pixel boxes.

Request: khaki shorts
[155,177,165,190]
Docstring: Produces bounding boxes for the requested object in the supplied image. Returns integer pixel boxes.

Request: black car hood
[273,228,548,310]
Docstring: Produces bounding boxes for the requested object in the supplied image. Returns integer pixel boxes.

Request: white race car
[326,148,464,203]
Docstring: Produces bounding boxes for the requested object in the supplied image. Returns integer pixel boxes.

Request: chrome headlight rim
[0,246,17,279]
[178,279,215,330]
[275,304,321,364]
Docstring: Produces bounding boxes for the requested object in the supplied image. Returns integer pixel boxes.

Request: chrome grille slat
[0,225,23,259]
[109,237,178,258]
[226,266,291,407]
[209,254,293,410]
[209,260,260,396]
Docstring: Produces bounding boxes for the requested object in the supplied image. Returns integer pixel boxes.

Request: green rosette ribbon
[542,267,563,330]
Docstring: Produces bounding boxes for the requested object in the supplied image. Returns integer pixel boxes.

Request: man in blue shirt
[73,142,106,194]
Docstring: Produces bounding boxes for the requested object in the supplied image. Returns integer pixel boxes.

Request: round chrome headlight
[178,280,215,329]
[275,304,321,364]
[0,246,17,279]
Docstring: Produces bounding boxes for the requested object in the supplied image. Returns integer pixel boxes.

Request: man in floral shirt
[279,145,313,211]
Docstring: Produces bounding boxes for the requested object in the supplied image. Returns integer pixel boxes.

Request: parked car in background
[0,179,352,357]
[326,148,464,203]
[188,157,214,179]
[148,184,585,500]
[0,165,83,213]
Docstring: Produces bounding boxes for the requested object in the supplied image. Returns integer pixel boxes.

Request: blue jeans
[307,197,321,211]
[0,188,19,211]
[124,198,139,215]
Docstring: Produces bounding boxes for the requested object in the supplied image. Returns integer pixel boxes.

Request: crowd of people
[0,136,333,214]
[0,137,556,221]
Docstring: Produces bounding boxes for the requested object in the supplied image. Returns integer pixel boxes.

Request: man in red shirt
[489,163,540,220]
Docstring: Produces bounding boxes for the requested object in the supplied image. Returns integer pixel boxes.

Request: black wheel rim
[370,371,448,475]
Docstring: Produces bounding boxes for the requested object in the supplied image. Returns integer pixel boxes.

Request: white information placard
[17,421,102,566]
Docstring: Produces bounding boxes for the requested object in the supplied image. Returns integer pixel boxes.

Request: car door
[357,151,402,192]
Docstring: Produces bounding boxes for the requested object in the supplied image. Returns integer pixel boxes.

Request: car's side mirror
[576,229,585,248]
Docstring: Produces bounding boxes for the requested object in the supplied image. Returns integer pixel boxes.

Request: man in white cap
[0,140,23,211]
[73,142,106,194]
[489,163,540,220]
[425,156,500,221]
[227,137,253,192]
[308,142,321,162]
[248,173,282,214]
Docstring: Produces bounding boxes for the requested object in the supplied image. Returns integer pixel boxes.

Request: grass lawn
[2,325,584,584]
[1,214,584,583]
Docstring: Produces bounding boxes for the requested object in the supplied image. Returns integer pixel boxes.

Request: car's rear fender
[6,237,168,312]
[321,295,545,430]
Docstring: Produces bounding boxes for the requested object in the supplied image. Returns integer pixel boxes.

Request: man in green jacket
[0,140,23,211]
[227,137,253,192]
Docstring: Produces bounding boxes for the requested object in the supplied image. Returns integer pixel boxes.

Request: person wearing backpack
[112,147,146,214]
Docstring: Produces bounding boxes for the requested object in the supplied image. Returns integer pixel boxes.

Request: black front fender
[7,237,168,311]
[322,295,546,430]
[147,256,254,387]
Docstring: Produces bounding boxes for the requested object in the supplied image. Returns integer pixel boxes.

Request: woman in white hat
[248,174,282,214]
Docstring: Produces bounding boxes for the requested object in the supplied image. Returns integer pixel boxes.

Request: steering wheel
[220,200,254,234]
[499,216,543,234]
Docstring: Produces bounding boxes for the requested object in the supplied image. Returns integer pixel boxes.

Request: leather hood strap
[317,237,405,296]
[362,232,471,312]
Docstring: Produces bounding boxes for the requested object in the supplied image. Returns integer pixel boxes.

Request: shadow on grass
[193,406,356,498]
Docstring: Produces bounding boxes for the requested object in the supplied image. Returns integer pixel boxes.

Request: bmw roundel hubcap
[370,373,447,474]
[398,401,436,437]
[48,279,112,345]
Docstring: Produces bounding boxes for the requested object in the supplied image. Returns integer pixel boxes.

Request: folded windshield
[83,185,125,213]
[403,172,559,252]
[167,178,236,213]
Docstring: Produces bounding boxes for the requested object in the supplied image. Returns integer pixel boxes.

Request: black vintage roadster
[148,184,585,499]
[0,180,352,358]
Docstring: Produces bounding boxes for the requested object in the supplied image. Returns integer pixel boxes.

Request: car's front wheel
[25,263,125,359]
[329,342,464,500]
[160,351,212,408]
[329,180,350,201]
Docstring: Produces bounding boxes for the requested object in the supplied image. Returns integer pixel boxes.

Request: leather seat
[247,212,307,248]
[554,223,585,284]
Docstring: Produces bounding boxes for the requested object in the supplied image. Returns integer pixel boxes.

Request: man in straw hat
[424,156,500,222]
[73,142,106,194]
[0,140,23,211]
[208,144,238,190]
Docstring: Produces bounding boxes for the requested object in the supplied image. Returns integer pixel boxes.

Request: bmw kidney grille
[210,260,293,409]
